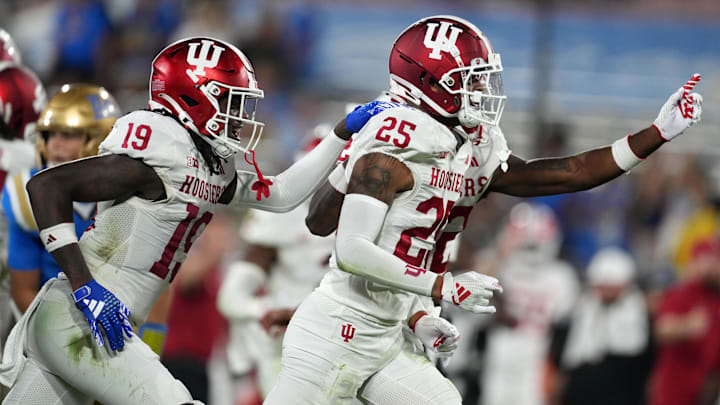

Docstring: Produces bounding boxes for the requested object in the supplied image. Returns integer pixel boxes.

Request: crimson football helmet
[499,203,562,260]
[0,28,21,63]
[389,15,506,129]
[149,37,264,159]
[0,62,45,140]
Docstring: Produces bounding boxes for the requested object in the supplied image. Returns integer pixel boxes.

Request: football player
[480,203,579,405]
[4,83,118,315]
[272,15,702,404]
[0,27,45,361]
[217,124,336,398]
[0,37,374,404]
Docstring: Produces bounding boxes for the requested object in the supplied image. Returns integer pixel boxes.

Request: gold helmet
[36,83,121,164]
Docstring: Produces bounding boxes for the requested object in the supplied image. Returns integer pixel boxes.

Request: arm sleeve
[233,132,347,212]
[334,193,437,296]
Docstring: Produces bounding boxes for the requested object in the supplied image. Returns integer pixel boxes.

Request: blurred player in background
[300,14,703,404]
[0,27,45,361]
[560,247,651,405]
[4,83,117,315]
[650,237,720,405]
[217,124,335,400]
[481,202,578,405]
[0,36,374,405]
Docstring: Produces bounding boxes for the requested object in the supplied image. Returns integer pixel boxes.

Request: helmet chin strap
[155,94,234,159]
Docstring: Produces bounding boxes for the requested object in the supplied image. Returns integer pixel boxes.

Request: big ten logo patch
[341,323,356,342]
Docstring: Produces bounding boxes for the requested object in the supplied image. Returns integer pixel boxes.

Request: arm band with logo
[39,222,78,253]
[611,135,644,172]
[335,193,437,297]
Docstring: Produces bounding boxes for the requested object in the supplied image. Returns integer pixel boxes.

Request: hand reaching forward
[653,73,703,141]
[440,271,502,314]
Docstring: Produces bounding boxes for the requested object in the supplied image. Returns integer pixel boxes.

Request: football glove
[653,73,703,141]
[345,101,402,133]
[411,312,460,362]
[72,279,134,351]
[440,271,502,314]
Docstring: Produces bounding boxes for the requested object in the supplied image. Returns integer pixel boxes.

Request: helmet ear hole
[180,95,199,107]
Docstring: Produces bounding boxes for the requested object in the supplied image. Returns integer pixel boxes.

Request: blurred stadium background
[2,0,720,404]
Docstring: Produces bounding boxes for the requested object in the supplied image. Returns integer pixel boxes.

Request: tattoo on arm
[349,166,391,200]
[347,153,412,204]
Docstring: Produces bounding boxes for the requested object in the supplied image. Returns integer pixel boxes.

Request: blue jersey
[2,167,95,285]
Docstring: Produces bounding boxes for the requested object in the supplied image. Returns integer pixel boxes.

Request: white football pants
[264,291,461,404]
[3,278,196,405]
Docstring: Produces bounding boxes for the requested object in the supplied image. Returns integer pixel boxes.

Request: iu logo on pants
[341,323,356,342]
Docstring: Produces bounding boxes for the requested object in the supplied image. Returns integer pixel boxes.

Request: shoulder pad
[351,106,456,164]
[99,110,187,169]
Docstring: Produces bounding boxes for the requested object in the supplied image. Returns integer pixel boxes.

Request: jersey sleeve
[98,111,178,171]
[344,106,455,177]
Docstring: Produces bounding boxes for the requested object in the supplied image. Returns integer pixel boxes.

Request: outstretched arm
[234,101,402,212]
[490,74,703,197]
[234,120,351,212]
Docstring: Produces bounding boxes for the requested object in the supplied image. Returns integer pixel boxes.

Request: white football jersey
[429,124,511,272]
[242,204,334,309]
[319,105,478,321]
[79,110,236,323]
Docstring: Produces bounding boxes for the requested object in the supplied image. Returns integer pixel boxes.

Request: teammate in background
[0,36,374,405]
[217,124,336,399]
[295,14,702,404]
[0,27,46,362]
[481,203,578,405]
[4,84,116,314]
[0,28,45,178]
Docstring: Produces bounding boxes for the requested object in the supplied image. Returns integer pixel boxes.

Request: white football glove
[441,271,502,313]
[412,311,460,363]
[653,73,703,141]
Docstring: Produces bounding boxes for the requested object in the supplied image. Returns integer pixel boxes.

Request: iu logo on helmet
[423,21,463,60]
[186,39,225,77]
[341,323,356,343]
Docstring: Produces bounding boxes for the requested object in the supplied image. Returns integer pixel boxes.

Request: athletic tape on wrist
[327,165,348,193]
[39,222,78,253]
[611,135,644,172]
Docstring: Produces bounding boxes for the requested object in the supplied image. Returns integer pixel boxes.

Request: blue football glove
[345,101,403,133]
[72,279,134,351]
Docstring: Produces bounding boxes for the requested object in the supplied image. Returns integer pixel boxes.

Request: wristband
[39,222,78,253]
[409,312,428,332]
[327,165,348,194]
[611,135,644,172]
